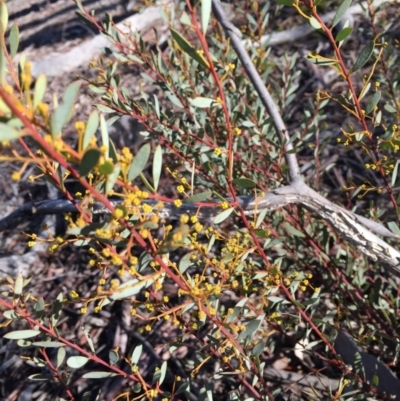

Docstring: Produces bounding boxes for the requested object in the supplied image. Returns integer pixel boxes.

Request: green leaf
[79,148,101,177]
[153,361,168,385]
[28,374,52,381]
[83,111,99,151]
[4,330,40,339]
[226,298,248,323]
[32,341,65,348]
[332,0,352,28]
[189,97,216,108]
[96,104,115,113]
[110,278,152,300]
[179,252,194,273]
[131,344,143,365]
[352,40,375,73]
[201,0,212,34]
[33,74,47,110]
[239,315,264,340]
[109,349,119,366]
[213,207,234,224]
[175,381,191,396]
[170,28,209,69]
[67,356,89,369]
[283,222,305,237]
[3,310,19,319]
[366,91,381,114]
[384,103,397,113]
[128,143,151,182]
[252,341,266,357]
[153,145,162,191]
[52,292,63,328]
[309,16,321,30]
[57,347,66,369]
[153,94,160,118]
[335,26,353,42]
[50,81,81,138]
[268,296,289,304]
[109,138,119,163]
[232,178,256,188]
[14,272,23,296]
[166,92,184,108]
[388,221,400,235]
[9,25,19,57]
[185,191,212,203]
[0,123,20,142]
[81,326,95,353]
[0,1,8,33]
[98,161,114,175]
[82,372,118,379]
[392,160,400,186]
[106,163,120,195]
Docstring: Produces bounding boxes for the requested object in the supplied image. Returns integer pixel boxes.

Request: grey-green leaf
[352,40,374,73]
[366,91,381,114]
[82,372,118,379]
[0,123,20,142]
[83,111,99,151]
[50,81,81,137]
[201,0,212,34]
[185,191,212,203]
[79,148,101,177]
[33,74,47,110]
[152,145,162,191]
[332,0,352,29]
[4,330,40,340]
[189,97,215,108]
[131,344,143,365]
[32,341,65,348]
[67,356,89,369]
[214,207,234,224]
[128,143,151,182]
[335,26,353,42]
[9,25,19,57]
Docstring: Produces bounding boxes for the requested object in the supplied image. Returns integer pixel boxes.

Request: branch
[211,0,300,184]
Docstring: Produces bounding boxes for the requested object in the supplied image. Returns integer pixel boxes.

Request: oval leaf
[83,111,99,151]
[128,143,151,182]
[82,371,118,379]
[185,191,212,203]
[352,40,375,73]
[214,207,234,224]
[366,91,381,114]
[189,97,215,108]
[332,0,352,28]
[335,26,353,42]
[0,123,21,142]
[32,341,65,348]
[79,148,101,177]
[9,25,19,57]
[33,74,47,110]
[152,145,162,191]
[4,330,40,340]
[201,0,212,34]
[232,178,256,188]
[67,356,89,369]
